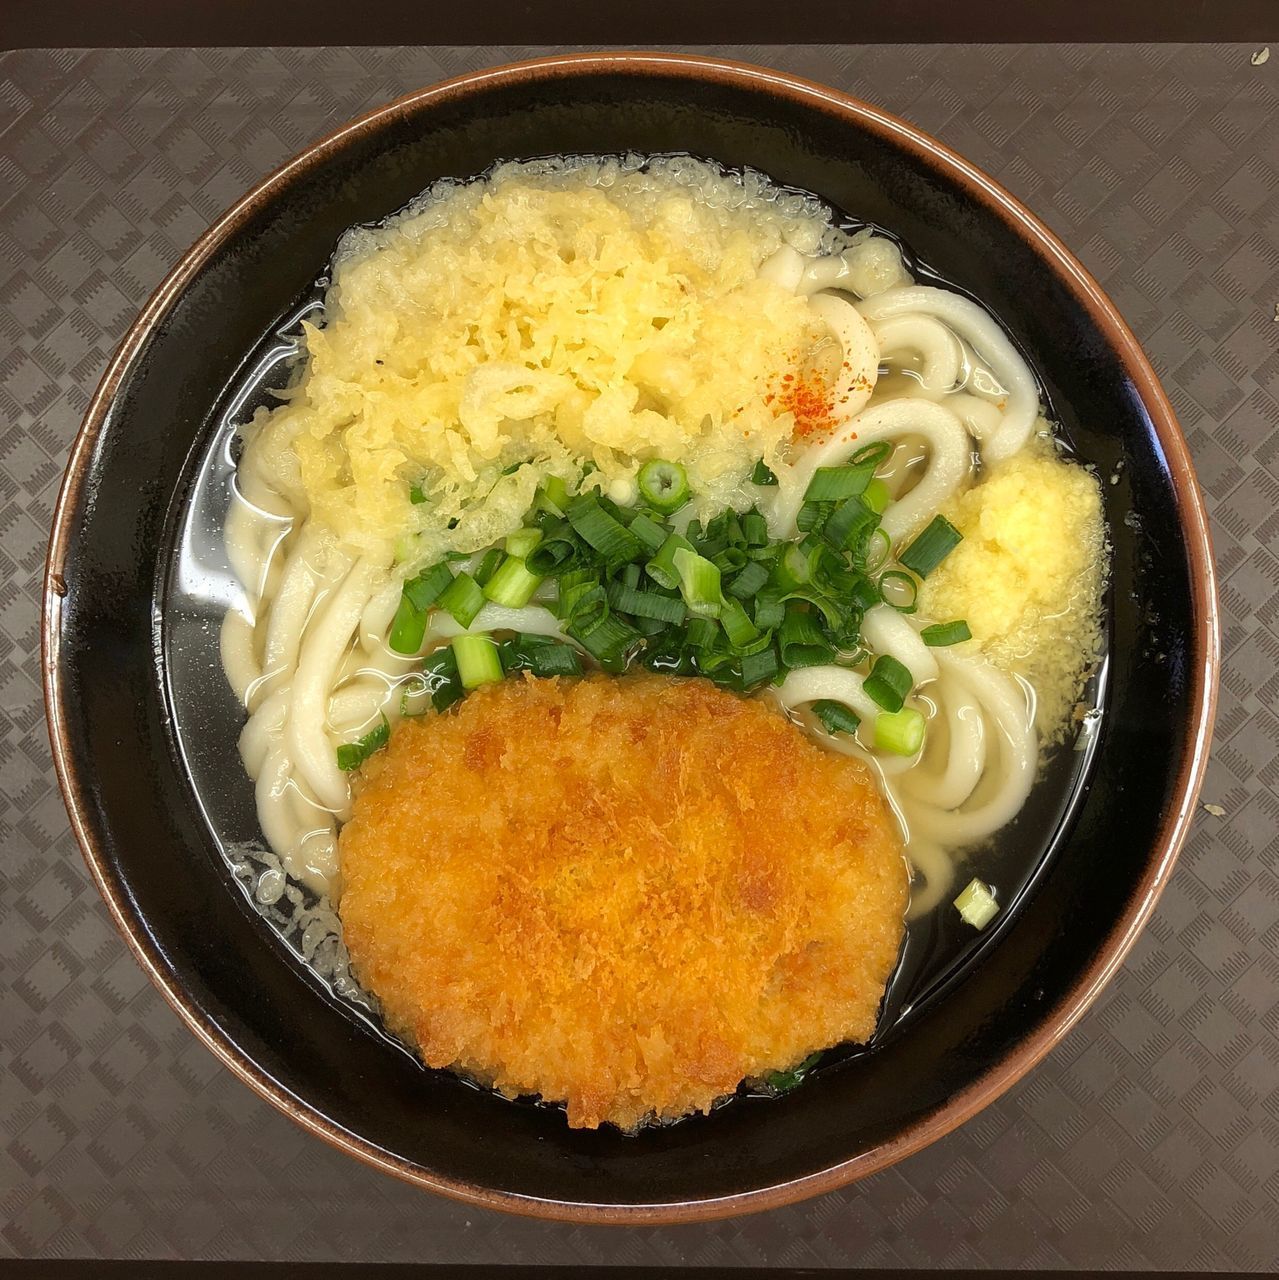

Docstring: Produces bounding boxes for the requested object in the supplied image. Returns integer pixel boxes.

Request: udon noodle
[220,155,1103,927]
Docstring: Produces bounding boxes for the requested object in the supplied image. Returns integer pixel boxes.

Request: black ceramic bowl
[44,53,1218,1222]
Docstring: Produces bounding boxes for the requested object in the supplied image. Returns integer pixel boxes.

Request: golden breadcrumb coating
[338,673,907,1130]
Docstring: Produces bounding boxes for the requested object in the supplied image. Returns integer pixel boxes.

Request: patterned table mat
[2,43,1277,1271]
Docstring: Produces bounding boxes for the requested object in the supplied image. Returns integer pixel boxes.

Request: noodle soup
[213,155,1106,1127]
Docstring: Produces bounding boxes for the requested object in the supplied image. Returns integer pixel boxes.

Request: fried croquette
[337,673,908,1130]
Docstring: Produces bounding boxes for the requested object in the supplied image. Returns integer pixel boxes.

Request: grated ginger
[245,157,845,567]
[918,431,1106,739]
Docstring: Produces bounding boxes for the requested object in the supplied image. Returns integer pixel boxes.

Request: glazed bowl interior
[45,54,1215,1222]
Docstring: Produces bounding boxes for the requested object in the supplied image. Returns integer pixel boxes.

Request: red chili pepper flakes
[764,348,840,440]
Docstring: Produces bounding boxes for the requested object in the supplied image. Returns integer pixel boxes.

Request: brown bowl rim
[42,50,1220,1225]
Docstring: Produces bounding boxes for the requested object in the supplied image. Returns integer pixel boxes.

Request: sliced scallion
[751,459,779,486]
[504,526,543,559]
[388,596,428,656]
[874,706,925,756]
[607,582,687,625]
[566,494,642,565]
[863,653,913,713]
[474,547,504,587]
[422,645,463,712]
[878,569,919,614]
[822,496,878,555]
[739,645,779,687]
[863,477,891,515]
[921,619,973,647]
[409,483,427,505]
[637,459,691,513]
[720,597,759,648]
[953,877,999,929]
[672,547,722,619]
[743,509,770,546]
[451,633,503,690]
[439,572,485,628]
[899,514,963,578]
[403,561,454,612]
[483,556,544,608]
[336,715,389,771]
[778,602,835,669]
[727,560,770,600]
[646,532,694,590]
[812,700,860,736]
[850,441,893,468]
[628,512,669,553]
[803,463,874,503]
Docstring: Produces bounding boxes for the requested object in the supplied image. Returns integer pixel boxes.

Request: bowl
[43,52,1218,1223]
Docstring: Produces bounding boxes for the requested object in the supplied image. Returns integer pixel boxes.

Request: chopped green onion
[502,634,583,678]
[527,643,582,677]
[954,877,999,930]
[864,526,892,572]
[403,561,454,612]
[637,459,691,513]
[727,561,770,600]
[556,567,600,619]
[822,496,878,555]
[336,715,389,771]
[778,602,835,669]
[483,556,544,608]
[878,569,919,614]
[646,532,694,590]
[474,547,504,587]
[684,616,718,650]
[742,510,770,546]
[451,633,503,690]
[863,478,891,515]
[921,619,973,647]
[863,654,913,713]
[763,1050,823,1094]
[812,700,860,736]
[772,543,813,592]
[409,483,427,505]
[540,475,571,514]
[628,512,669,553]
[570,614,639,669]
[422,646,464,712]
[796,500,831,534]
[720,597,759,648]
[753,588,786,632]
[607,582,687,625]
[439,572,485,628]
[739,645,780,687]
[505,526,544,559]
[567,494,642,566]
[751,459,779,486]
[565,583,609,634]
[850,441,893,468]
[672,547,723,619]
[399,674,430,717]
[526,523,580,577]
[875,706,925,756]
[804,463,874,503]
[899,515,963,578]
[849,575,881,612]
[712,546,749,575]
[388,596,428,656]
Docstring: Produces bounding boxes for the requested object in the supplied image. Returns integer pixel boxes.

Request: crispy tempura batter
[338,674,908,1130]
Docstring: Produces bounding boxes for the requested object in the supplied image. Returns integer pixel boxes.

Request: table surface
[2,42,1278,1272]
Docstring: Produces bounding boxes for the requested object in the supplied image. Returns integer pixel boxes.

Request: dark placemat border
[5,0,1278,50]
[2,1268,1275,1280]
